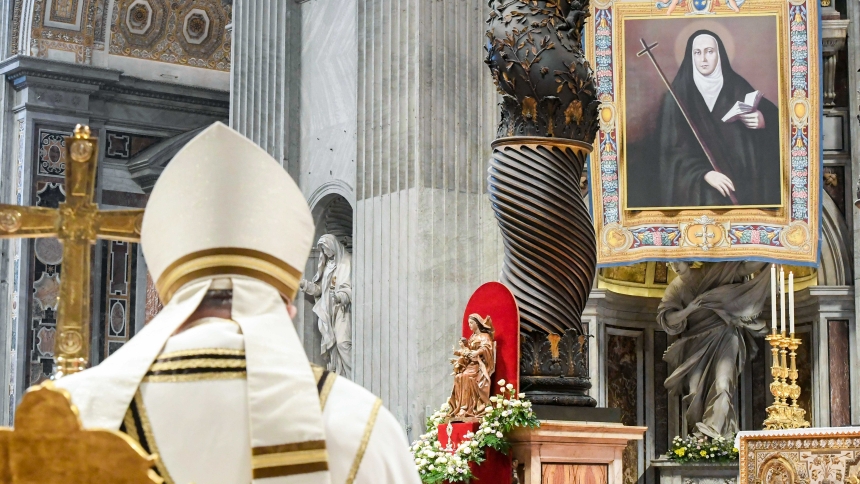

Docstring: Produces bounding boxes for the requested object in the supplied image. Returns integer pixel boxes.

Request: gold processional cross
[0,125,144,377]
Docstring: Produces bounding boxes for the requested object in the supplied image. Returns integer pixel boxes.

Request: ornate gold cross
[0,125,144,377]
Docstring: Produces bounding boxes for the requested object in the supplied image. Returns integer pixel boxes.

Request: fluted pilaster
[230,0,301,177]
[354,0,503,436]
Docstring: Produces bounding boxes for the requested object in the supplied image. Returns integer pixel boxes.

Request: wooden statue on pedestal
[446,315,496,422]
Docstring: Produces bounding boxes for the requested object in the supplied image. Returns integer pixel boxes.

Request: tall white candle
[771,264,777,333]
[789,271,795,334]
[780,267,786,334]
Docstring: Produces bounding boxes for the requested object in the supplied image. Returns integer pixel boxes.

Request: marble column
[229,0,504,437]
[353,0,502,437]
[229,0,302,179]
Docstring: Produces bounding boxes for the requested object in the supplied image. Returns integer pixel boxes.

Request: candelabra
[763,265,810,430]
[762,331,810,429]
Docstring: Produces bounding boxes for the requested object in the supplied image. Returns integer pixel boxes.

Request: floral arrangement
[409,380,540,483]
[667,434,739,463]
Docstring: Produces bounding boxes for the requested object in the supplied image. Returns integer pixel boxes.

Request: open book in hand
[721,90,763,123]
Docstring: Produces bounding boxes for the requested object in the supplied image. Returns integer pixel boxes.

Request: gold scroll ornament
[0,125,144,376]
[0,382,161,483]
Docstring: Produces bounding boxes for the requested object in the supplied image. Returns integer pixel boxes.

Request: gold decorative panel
[739,430,860,484]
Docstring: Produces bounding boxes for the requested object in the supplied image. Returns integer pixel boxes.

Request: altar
[737,428,860,484]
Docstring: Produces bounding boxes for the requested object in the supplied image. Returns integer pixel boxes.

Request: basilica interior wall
[351,0,504,438]
[0,0,231,425]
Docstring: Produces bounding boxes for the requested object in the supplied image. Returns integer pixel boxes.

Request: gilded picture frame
[587,0,821,266]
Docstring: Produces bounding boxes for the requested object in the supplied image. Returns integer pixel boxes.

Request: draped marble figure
[446,314,496,421]
[657,261,769,439]
[300,234,353,378]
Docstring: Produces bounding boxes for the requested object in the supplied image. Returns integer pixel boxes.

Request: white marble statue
[657,261,770,439]
[300,234,353,378]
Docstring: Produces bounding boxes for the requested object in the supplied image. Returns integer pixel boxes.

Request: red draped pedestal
[437,282,520,483]
[438,422,511,484]
[462,282,520,395]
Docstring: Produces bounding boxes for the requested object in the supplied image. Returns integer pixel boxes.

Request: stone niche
[299,194,354,367]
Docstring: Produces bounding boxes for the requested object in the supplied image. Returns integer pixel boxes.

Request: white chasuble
[55,278,420,484]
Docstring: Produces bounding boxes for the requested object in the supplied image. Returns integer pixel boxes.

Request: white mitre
[143,121,312,304]
[56,122,420,484]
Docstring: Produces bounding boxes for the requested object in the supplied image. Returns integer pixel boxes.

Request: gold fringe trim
[345,399,383,484]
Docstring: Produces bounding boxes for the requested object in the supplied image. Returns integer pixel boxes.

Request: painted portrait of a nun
[656,30,781,208]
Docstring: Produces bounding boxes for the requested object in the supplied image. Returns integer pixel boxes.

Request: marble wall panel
[654,330,669,457]
[542,464,608,484]
[829,319,851,426]
[352,0,503,437]
[608,333,639,484]
[300,0,357,203]
[96,240,137,361]
[750,335,768,428]
[797,330,814,422]
[25,126,70,385]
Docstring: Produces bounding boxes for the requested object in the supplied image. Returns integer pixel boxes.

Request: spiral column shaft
[489,136,597,406]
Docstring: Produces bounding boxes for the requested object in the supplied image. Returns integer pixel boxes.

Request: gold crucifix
[0,125,144,377]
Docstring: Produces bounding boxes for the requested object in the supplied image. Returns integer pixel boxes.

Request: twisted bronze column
[486,0,599,406]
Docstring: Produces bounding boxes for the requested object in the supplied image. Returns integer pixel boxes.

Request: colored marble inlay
[37,130,68,177]
[607,333,638,484]
[104,130,162,160]
[828,320,851,427]
[654,331,669,457]
[750,336,768,429]
[796,330,813,422]
[99,240,138,360]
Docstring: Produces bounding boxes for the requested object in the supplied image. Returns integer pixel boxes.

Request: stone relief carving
[299,235,353,378]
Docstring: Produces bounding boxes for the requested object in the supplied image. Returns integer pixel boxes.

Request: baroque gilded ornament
[0,382,160,483]
[0,125,144,376]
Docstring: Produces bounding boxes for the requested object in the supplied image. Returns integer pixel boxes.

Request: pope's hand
[299,279,308,292]
[740,110,764,129]
[704,171,735,198]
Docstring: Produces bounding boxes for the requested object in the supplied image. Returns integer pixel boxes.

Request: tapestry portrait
[588,0,821,266]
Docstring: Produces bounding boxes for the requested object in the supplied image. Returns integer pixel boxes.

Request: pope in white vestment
[54,122,421,484]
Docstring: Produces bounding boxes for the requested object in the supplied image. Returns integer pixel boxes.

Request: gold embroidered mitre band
[141,122,314,304]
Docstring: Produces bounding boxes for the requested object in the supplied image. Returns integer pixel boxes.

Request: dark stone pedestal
[533,405,621,423]
[651,459,739,484]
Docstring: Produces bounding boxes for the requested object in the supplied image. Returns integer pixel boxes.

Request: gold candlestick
[763,331,787,429]
[786,334,810,428]
[763,332,810,429]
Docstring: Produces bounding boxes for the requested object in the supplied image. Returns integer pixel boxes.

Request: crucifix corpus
[637,38,740,206]
[0,125,144,377]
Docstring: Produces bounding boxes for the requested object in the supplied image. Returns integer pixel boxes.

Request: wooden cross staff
[637,38,740,206]
[0,125,144,377]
